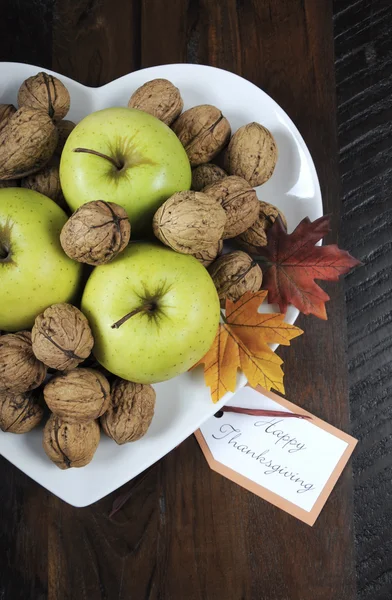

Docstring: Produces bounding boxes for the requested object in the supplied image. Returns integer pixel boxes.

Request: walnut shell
[191,163,227,191]
[172,105,231,166]
[60,200,131,265]
[101,379,156,445]
[43,415,100,469]
[55,120,76,156]
[32,303,94,371]
[21,162,65,207]
[0,390,44,433]
[0,106,58,180]
[203,176,260,239]
[0,332,47,394]
[153,190,226,253]
[128,78,183,126]
[191,240,223,267]
[0,179,19,188]
[225,123,278,186]
[208,251,263,305]
[44,368,110,422]
[18,72,70,122]
[0,104,16,134]
[235,202,287,253]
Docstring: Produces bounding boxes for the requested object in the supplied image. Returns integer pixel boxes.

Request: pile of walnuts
[0,72,76,205]
[0,74,288,470]
[0,303,156,469]
[131,78,287,305]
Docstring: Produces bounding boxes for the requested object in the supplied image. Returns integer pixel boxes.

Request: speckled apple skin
[60,107,191,233]
[81,243,220,383]
[0,188,82,331]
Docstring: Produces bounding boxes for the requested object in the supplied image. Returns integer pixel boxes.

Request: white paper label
[199,387,351,513]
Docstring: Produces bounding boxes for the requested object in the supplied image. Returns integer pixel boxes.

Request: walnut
[101,379,156,445]
[32,303,94,371]
[21,161,65,207]
[18,72,70,122]
[0,332,47,394]
[235,202,287,253]
[0,390,44,433]
[128,78,183,126]
[203,176,259,239]
[60,200,131,265]
[191,163,227,191]
[0,179,19,188]
[55,120,76,155]
[0,106,58,180]
[172,105,231,166]
[44,368,110,422]
[43,414,100,469]
[191,240,223,267]
[208,251,263,305]
[153,190,226,253]
[225,122,278,186]
[0,104,16,134]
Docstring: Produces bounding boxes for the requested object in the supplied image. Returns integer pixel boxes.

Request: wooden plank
[137,1,357,599]
[0,2,53,597]
[52,0,141,85]
[334,0,392,598]
[0,1,357,599]
[0,0,53,68]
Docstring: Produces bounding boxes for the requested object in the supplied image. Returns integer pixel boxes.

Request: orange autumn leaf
[194,291,303,403]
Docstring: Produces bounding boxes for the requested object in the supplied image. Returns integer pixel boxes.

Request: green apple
[81,242,220,383]
[60,107,191,233]
[0,188,82,331]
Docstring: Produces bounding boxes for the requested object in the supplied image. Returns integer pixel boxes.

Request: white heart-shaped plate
[0,63,322,506]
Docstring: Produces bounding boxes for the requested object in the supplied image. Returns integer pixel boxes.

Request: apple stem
[111,303,155,329]
[73,147,124,170]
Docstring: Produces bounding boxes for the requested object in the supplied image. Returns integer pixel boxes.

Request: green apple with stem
[81,242,220,383]
[60,107,191,234]
[0,188,82,331]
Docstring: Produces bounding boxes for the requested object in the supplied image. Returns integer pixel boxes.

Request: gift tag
[195,387,357,525]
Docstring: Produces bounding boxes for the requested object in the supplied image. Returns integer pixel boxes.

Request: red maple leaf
[255,216,361,320]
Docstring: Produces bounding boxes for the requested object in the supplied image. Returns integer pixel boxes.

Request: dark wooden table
[0,2,357,599]
[335,1,392,598]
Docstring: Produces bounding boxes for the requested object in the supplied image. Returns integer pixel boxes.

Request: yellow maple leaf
[193,291,303,403]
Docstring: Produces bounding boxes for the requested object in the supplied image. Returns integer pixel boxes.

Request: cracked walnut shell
[43,415,100,469]
[208,250,263,304]
[0,390,44,433]
[0,106,58,180]
[153,190,226,253]
[55,120,76,155]
[172,105,231,166]
[128,78,183,126]
[101,379,156,445]
[191,163,227,191]
[225,122,277,187]
[44,368,110,422]
[191,240,223,267]
[21,161,65,207]
[0,331,47,394]
[0,104,16,134]
[0,179,19,188]
[32,303,94,371]
[60,200,131,265]
[235,202,287,253]
[18,72,70,122]
[203,176,260,239]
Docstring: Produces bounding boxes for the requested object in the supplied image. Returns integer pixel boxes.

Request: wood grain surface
[0,1,357,599]
[335,1,392,599]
